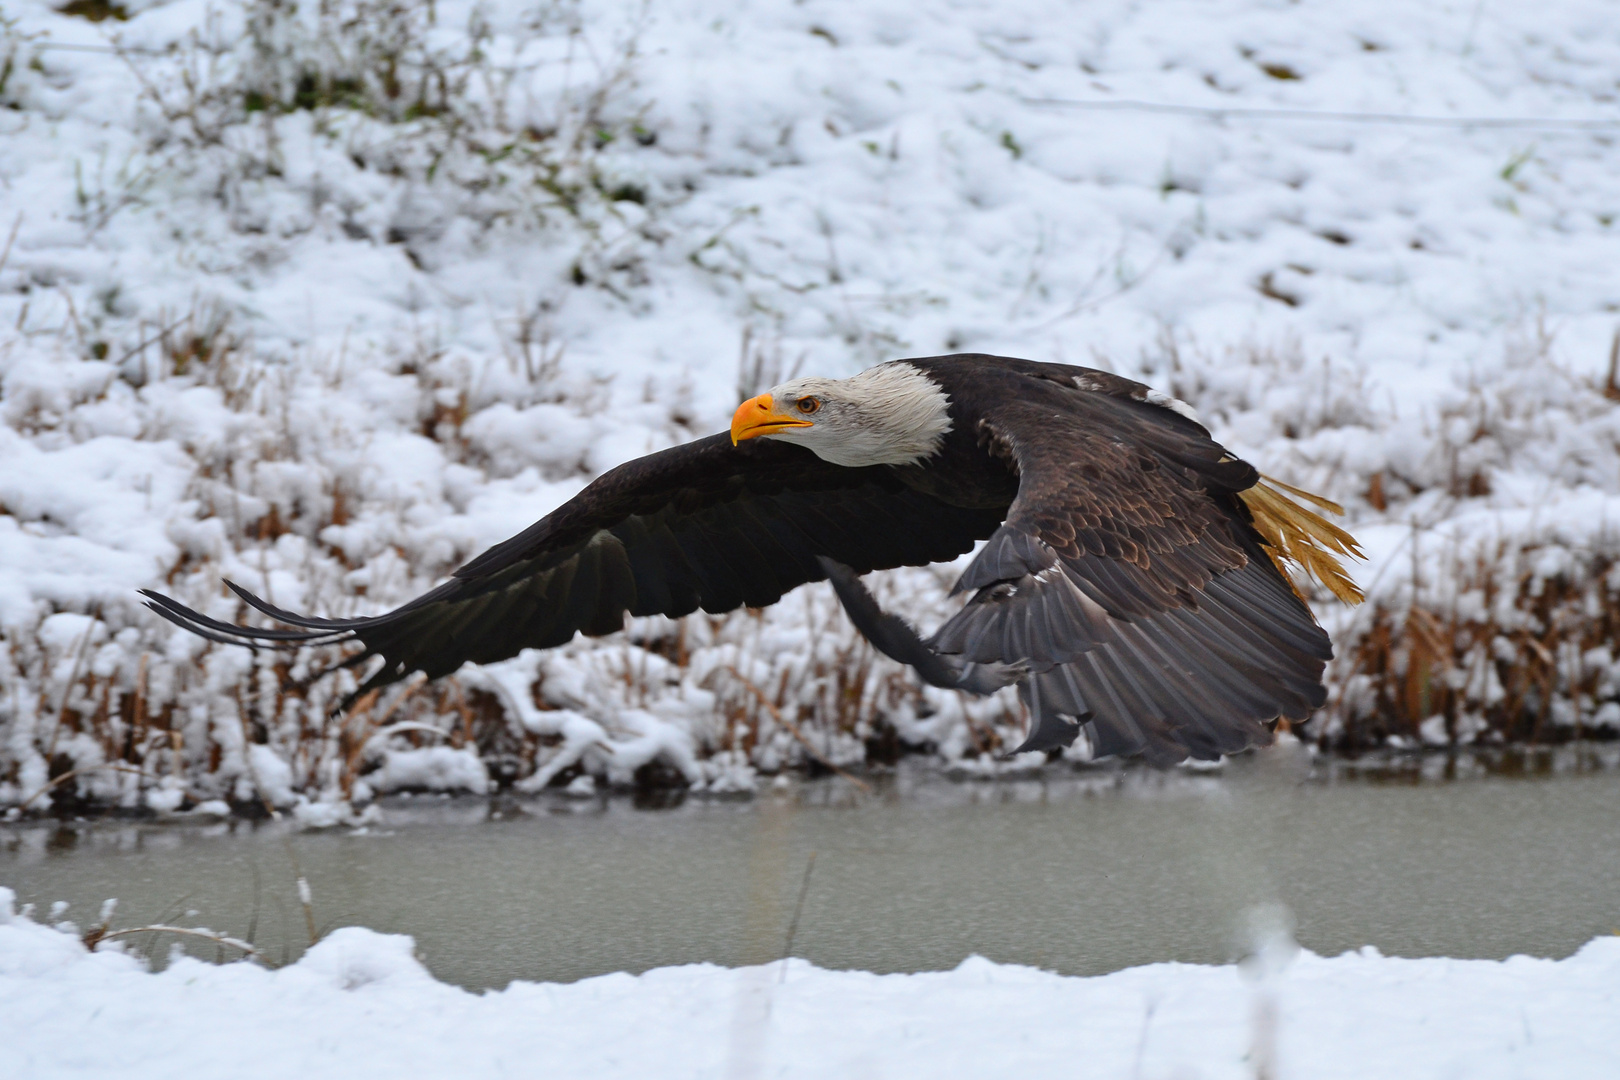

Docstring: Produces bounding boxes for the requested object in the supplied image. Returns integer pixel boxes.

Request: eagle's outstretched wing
[930,374,1332,764]
[143,434,1004,702]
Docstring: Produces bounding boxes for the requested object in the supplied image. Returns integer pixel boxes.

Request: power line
[1021,96,1620,131]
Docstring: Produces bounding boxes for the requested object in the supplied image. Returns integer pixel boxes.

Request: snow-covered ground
[1,888,1616,1079]
[3,0,1620,811]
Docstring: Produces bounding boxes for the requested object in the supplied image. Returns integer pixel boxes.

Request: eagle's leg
[816,558,1024,696]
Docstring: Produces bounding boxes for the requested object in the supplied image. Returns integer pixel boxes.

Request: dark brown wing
[929,376,1331,764]
[143,433,1005,700]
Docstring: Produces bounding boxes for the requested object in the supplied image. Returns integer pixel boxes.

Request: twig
[247,861,263,953]
[0,213,21,280]
[130,653,149,757]
[1035,242,1166,329]
[93,925,266,962]
[45,611,100,759]
[56,284,86,345]
[1132,995,1158,1080]
[727,667,870,792]
[16,762,150,812]
[370,676,430,729]
[112,313,192,369]
[281,838,319,947]
[340,676,428,793]
[1603,327,1620,402]
[779,849,817,982]
[366,719,451,744]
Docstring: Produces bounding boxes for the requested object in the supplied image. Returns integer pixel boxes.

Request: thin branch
[112,314,193,369]
[94,925,266,962]
[0,213,21,280]
[45,611,100,759]
[780,849,817,981]
[16,762,151,811]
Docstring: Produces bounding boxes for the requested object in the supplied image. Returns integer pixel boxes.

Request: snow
[365,746,491,797]
[2,0,1620,809]
[0,887,1616,1078]
[245,743,297,808]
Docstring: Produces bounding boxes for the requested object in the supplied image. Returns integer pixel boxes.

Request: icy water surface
[5,747,1619,990]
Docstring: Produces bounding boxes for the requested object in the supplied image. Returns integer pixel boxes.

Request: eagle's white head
[730,362,953,468]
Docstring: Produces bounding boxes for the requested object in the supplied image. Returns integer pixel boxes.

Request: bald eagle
[143,354,1362,766]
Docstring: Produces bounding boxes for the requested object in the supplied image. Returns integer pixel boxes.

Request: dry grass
[1205,325,1620,752]
[10,320,1618,814]
[5,44,1618,814]
[1320,543,1620,751]
[117,0,664,289]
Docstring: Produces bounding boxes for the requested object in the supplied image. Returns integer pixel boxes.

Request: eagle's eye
[795,396,821,415]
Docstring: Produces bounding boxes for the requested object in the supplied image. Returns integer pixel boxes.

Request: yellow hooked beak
[731,393,814,445]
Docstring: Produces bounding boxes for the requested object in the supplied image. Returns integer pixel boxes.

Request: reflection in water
[3,744,1619,990]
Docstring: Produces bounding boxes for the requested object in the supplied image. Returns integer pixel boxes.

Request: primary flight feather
[142,354,1362,766]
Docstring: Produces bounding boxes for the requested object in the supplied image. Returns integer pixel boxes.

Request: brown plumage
[142,354,1362,766]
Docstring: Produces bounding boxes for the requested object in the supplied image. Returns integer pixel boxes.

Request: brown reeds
[1320,543,1620,751]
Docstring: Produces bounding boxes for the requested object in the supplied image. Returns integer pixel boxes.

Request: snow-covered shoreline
[4,0,1620,812]
[1,887,1616,1079]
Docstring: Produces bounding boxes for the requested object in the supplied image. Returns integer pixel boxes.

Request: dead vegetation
[117,0,666,288]
[1,569,1025,815]
[7,321,1619,815]
[1320,544,1620,751]
[1170,325,1620,753]
[7,0,1620,816]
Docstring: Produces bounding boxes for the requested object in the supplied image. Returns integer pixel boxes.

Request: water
[4,746,1619,991]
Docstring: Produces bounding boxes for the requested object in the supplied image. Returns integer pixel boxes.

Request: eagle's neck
[817,362,953,468]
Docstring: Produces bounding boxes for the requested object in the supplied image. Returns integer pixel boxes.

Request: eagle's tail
[1239,476,1365,605]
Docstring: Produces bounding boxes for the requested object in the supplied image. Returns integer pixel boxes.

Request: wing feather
[142,433,1005,703]
[924,367,1347,762]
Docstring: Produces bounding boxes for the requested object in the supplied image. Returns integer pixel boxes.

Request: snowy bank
[3,0,1620,811]
[0,889,1616,1079]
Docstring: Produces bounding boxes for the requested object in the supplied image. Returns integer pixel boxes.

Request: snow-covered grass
[3,0,1620,812]
[1,887,1617,1078]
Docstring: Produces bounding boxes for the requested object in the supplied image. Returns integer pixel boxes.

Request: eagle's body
[145,354,1361,765]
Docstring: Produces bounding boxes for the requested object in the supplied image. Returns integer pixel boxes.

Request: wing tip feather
[1242,478,1366,605]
